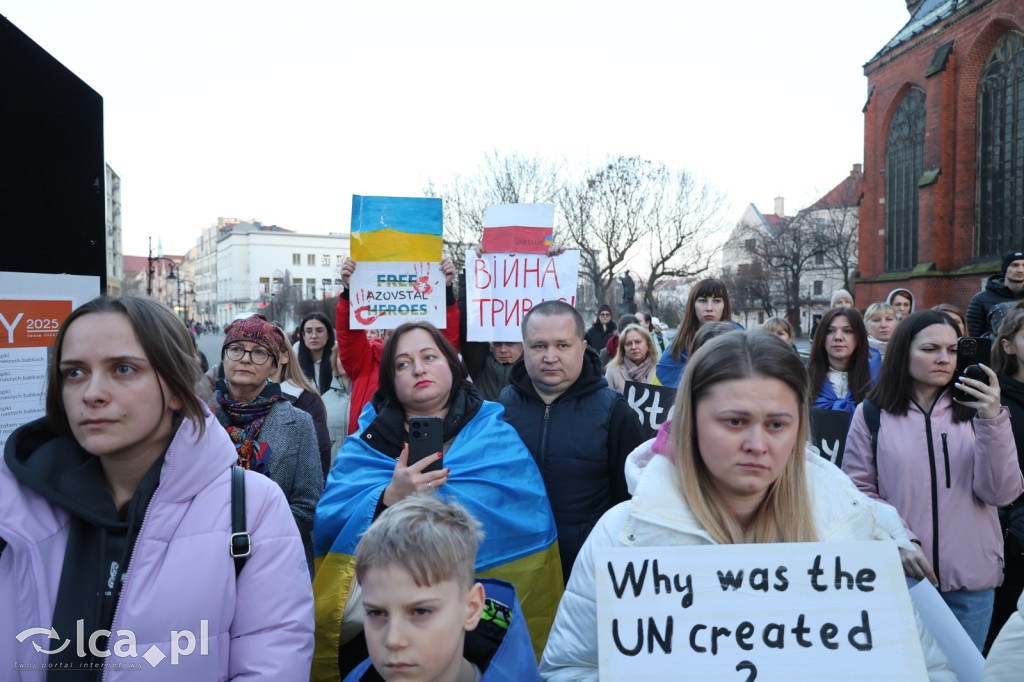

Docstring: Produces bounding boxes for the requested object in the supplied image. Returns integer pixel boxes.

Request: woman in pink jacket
[0,296,314,680]
[843,309,1024,650]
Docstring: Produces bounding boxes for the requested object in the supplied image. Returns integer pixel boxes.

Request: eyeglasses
[304,327,327,336]
[225,345,272,365]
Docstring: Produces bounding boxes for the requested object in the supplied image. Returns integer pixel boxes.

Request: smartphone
[954,337,991,388]
[954,364,991,402]
[407,416,444,473]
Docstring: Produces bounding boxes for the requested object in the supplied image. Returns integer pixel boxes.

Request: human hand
[340,257,357,288]
[954,363,1001,419]
[473,244,484,258]
[441,257,456,286]
[546,243,567,257]
[899,543,938,585]
[381,443,449,507]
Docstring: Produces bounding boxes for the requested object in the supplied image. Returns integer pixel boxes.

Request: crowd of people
[4,251,1024,680]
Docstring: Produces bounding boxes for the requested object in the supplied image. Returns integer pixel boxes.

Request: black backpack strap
[230,465,250,577]
[862,399,881,472]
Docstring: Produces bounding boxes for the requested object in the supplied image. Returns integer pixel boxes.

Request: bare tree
[424,150,561,271]
[737,217,821,336]
[808,189,862,293]
[721,259,776,318]
[637,168,725,313]
[559,157,664,309]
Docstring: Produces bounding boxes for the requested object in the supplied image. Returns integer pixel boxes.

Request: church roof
[868,0,965,64]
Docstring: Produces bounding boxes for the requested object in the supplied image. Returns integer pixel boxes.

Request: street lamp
[147,237,178,297]
[178,279,197,322]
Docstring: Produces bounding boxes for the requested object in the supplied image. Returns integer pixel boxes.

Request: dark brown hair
[46,296,206,438]
[807,308,873,404]
[868,309,973,422]
[668,279,732,362]
[377,321,469,409]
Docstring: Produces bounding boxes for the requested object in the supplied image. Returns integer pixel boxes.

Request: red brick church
[857,0,1024,311]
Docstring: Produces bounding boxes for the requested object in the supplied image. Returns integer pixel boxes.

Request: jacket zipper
[104,435,178,681]
[538,404,551,470]
[941,433,951,489]
[922,411,941,586]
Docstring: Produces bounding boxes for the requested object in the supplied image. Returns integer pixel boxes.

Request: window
[758,312,765,324]
[259,277,269,295]
[744,238,756,252]
[307,254,316,266]
[814,251,824,265]
[813,281,823,296]
[321,254,330,267]
[292,253,300,266]
[977,31,1024,258]
[306,278,316,298]
[885,87,925,271]
[336,254,344,266]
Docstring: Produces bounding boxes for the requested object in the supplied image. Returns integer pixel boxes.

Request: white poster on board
[0,272,100,450]
[596,541,928,681]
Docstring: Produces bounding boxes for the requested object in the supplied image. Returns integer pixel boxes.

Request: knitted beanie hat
[1002,250,1024,275]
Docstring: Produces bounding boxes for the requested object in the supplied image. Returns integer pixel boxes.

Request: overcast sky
[3,0,912,258]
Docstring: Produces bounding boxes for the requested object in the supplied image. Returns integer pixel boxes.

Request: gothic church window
[885,87,925,271]
[977,31,1024,258]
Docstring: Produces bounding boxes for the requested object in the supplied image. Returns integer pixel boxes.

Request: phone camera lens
[422,431,429,438]
[412,430,421,438]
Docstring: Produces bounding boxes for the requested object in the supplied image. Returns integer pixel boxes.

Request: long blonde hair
[672,330,817,544]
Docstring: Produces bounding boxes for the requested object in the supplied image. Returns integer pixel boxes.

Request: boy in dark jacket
[344,496,540,682]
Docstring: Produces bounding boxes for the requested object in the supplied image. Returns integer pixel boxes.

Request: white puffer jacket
[983,589,1024,681]
[539,440,954,681]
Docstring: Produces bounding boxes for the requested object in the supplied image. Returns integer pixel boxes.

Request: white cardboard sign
[349,261,446,329]
[463,249,579,342]
[596,541,928,681]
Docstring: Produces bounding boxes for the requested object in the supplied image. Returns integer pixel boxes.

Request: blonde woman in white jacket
[540,330,953,681]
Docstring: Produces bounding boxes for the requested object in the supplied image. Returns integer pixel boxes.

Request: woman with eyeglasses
[213,315,323,576]
[296,312,335,395]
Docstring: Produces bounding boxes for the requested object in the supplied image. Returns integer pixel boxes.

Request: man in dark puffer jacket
[967,250,1024,339]
[500,300,645,583]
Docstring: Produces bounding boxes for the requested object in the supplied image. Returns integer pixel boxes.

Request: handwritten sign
[596,542,928,681]
[349,261,446,329]
[625,381,676,438]
[809,409,853,466]
[463,250,580,342]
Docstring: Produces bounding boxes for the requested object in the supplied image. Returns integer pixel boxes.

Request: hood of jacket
[507,346,608,404]
[985,273,1020,297]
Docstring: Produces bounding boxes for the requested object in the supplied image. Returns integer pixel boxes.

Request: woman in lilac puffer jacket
[0,296,314,681]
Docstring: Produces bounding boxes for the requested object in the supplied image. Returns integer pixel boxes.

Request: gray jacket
[215,399,323,575]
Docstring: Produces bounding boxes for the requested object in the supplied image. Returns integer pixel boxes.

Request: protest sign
[350,195,442,262]
[809,408,854,466]
[0,272,100,451]
[349,195,445,328]
[596,541,928,681]
[349,262,446,329]
[463,249,579,342]
[480,203,555,254]
[624,381,675,439]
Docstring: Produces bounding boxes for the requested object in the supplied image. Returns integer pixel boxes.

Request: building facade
[723,165,862,335]
[858,0,1024,311]
[104,163,123,296]
[210,222,350,329]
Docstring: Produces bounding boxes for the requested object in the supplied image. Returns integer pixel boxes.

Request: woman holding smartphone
[843,310,1024,650]
[312,320,563,679]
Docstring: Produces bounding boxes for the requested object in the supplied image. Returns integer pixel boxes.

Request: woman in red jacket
[335,256,459,435]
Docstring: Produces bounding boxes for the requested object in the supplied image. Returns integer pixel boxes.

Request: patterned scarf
[216,381,283,474]
[624,355,655,384]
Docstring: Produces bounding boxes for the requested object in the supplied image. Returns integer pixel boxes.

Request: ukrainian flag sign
[311,401,564,681]
[350,195,443,262]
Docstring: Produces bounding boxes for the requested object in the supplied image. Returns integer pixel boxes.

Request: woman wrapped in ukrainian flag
[312,320,563,681]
